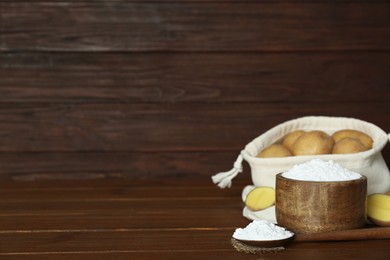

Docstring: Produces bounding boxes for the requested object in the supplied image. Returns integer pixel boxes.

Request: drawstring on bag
[212,153,244,188]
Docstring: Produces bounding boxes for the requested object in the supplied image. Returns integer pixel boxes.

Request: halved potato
[367,193,390,226]
[245,187,275,211]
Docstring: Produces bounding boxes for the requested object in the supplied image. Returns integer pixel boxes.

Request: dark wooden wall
[0,1,389,181]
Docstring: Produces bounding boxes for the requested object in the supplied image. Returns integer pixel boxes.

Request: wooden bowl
[275,173,367,234]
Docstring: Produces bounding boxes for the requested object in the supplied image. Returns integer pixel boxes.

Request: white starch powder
[282,159,362,182]
[232,220,294,241]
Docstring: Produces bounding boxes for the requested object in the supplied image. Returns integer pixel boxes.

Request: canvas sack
[212,116,390,222]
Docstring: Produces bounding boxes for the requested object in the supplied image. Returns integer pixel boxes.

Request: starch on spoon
[232,220,294,241]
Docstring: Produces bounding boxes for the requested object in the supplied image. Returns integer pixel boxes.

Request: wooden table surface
[1,178,389,260]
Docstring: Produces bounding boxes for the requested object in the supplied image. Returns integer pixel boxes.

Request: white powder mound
[282,159,362,182]
[232,220,294,241]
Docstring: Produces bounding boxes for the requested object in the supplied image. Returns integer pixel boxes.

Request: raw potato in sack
[212,116,390,222]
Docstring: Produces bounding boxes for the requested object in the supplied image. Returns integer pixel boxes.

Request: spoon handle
[294,226,390,242]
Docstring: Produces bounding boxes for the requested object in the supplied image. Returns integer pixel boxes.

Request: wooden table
[1,178,389,259]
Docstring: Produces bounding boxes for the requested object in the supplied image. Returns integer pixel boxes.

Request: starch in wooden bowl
[276,159,367,234]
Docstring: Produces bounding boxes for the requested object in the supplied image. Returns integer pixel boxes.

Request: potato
[256,144,292,158]
[367,194,390,226]
[245,187,275,211]
[282,130,305,151]
[332,129,373,149]
[291,130,334,156]
[332,137,368,154]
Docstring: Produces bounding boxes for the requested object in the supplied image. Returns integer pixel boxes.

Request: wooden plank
[0,202,247,230]
[0,178,249,190]
[0,250,253,260]
[1,247,390,260]
[0,228,390,258]
[1,145,387,181]
[1,3,389,51]
[1,246,390,260]
[2,0,389,3]
[1,52,389,103]
[0,151,248,181]
[0,103,388,152]
[0,197,243,212]
[0,147,388,181]
[0,179,248,230]
[0,178,245,200]
[0,229,235,253]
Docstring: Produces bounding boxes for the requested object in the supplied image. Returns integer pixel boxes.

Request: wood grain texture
[2,0,389,2]
[276,175,367,233]
[0,151,250,181]
[1,247,390,260]
[1,0,390,258]
[0,179,389,259]
[1,0,390,180]
[0,145,388,181]
[0,103,388,152]
[1,52,389,103]
[1,2,390,51]
[0,201,245,230]
[0,144,386,185]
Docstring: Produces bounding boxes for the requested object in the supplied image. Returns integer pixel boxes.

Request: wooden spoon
[295,226,390,242]
[234,226,390,249]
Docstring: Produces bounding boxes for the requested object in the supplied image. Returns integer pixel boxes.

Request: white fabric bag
[212,116,390,222]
